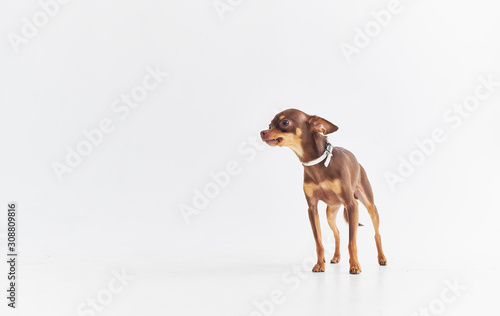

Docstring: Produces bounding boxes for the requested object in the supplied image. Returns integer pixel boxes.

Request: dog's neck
[297,133,328,164]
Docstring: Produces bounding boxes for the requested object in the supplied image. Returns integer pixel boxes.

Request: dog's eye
[281,120,290,127]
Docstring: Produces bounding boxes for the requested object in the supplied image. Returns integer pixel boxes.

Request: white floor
[3,247,498,316]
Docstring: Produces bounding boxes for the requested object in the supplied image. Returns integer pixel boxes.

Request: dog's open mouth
[264,137,283,146]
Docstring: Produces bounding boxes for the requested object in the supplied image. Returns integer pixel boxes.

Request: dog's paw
[349,264,362,274]
[330,254,341,264]
[312,263,325,272]
[378,255,387,266]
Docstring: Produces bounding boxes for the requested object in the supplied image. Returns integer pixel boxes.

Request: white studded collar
[302,139,333,167]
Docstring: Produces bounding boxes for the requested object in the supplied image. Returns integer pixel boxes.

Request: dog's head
[260,109,338,158]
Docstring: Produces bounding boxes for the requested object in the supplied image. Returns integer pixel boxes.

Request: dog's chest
[303,179,343,205]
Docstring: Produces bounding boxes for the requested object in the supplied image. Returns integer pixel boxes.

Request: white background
[1,0,500,315]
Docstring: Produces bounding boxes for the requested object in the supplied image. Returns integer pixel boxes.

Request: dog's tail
[343,207,364,226]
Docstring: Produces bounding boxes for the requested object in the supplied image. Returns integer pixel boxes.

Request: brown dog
[260,109,387,274]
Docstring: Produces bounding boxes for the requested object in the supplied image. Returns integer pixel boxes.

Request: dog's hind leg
[355,164,387,266]
[326,205,341,263]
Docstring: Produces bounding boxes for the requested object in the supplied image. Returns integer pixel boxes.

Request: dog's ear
[308,115,338,135]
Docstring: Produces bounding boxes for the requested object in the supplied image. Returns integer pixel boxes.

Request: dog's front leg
[346,200,362,274]
[307,203,325,272]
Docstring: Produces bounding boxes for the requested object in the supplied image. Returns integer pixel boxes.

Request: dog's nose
[260,130,268,139]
